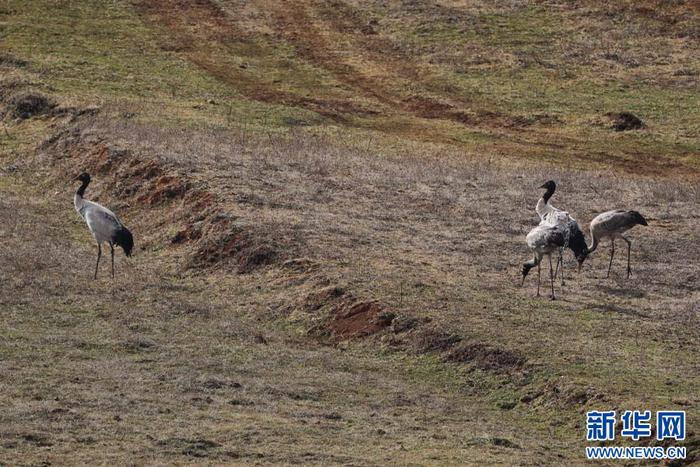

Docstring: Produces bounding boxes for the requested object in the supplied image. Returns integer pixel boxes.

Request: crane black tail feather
[113,226,134,257]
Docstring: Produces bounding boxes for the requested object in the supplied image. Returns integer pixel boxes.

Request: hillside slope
[1,0,699,465]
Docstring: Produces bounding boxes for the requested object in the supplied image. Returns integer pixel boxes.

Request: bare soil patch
[606,112,644,131]
[326,301,393,339]
[3,92,54,119]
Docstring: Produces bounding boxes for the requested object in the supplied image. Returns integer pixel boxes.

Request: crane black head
[75,172,91,183]
[567,224,589,272]
[539,180,556,203]
[539,180,556,191]
[75,172,91,197]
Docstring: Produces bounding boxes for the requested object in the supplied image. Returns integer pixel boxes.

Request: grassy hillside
[4,0,699,172]
[1,1,699,465]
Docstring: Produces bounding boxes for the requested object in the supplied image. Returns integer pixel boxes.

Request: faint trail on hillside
[131,0,700,176]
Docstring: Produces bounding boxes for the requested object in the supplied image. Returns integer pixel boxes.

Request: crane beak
[539,183,548,189]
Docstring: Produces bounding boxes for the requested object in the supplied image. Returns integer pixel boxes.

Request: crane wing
[593,210,637,233]
[527,225,566,249]
[84,207,122,241]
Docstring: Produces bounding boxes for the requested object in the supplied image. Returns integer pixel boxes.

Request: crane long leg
[621,236,632,278]
[536,263,541,297]
[94,243,102,280]
[110,243,115,279]
[560,254,565,286]
[548,254,555,300]
[556,250,565,286]
[606,239,615,278]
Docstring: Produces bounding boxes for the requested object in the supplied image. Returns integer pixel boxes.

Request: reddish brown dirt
[265,0,519,128]
[132,0,378,122]
[60,142,192,207]
[326,301,393,339]
[189,53,376,121]
[45,134,207,250]
[50,126,398,343]
[46,122,309,280]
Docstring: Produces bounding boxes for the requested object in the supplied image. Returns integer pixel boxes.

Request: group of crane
[73,173,648,300]
[521,180,648,299]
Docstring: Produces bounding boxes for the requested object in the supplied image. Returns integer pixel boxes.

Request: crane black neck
[542,184,555,203]
[567,228,588,258]
[76,179,90,197]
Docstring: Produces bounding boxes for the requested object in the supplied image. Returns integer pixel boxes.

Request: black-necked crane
[521,222,589,299]
[535,180,586,280]
[587,209,648,278]
[521,224,564,300]
[74,172,133,279]
[536,180,575,228]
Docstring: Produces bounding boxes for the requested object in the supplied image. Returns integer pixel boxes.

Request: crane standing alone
[74,173,134,279]
[587,209,648,278]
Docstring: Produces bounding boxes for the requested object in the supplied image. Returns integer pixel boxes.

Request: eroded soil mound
[415,328,462,353]
[520,379,604,408]
[186,217,282,274]
[606,112,644,131]
[43,122,289,275]
[326,301,394,339]
[3,92,55,119]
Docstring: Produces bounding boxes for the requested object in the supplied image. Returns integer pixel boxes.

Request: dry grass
[0,131,551,465]
[4,110,694,463]
[1,0,699,464]
[131,0,700,175]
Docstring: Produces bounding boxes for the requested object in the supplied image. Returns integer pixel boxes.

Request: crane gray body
[588,209,647,278]
[521,224,568,299]
[74,173,133,279]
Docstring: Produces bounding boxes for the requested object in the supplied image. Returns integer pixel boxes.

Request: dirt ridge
[40,110,402,342]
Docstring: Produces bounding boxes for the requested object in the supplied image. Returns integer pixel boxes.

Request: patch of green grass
[0,0,321,130]
[378,350,467,391]
[3,0,698,172]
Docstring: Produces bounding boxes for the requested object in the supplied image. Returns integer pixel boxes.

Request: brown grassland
[1,0,699,465]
